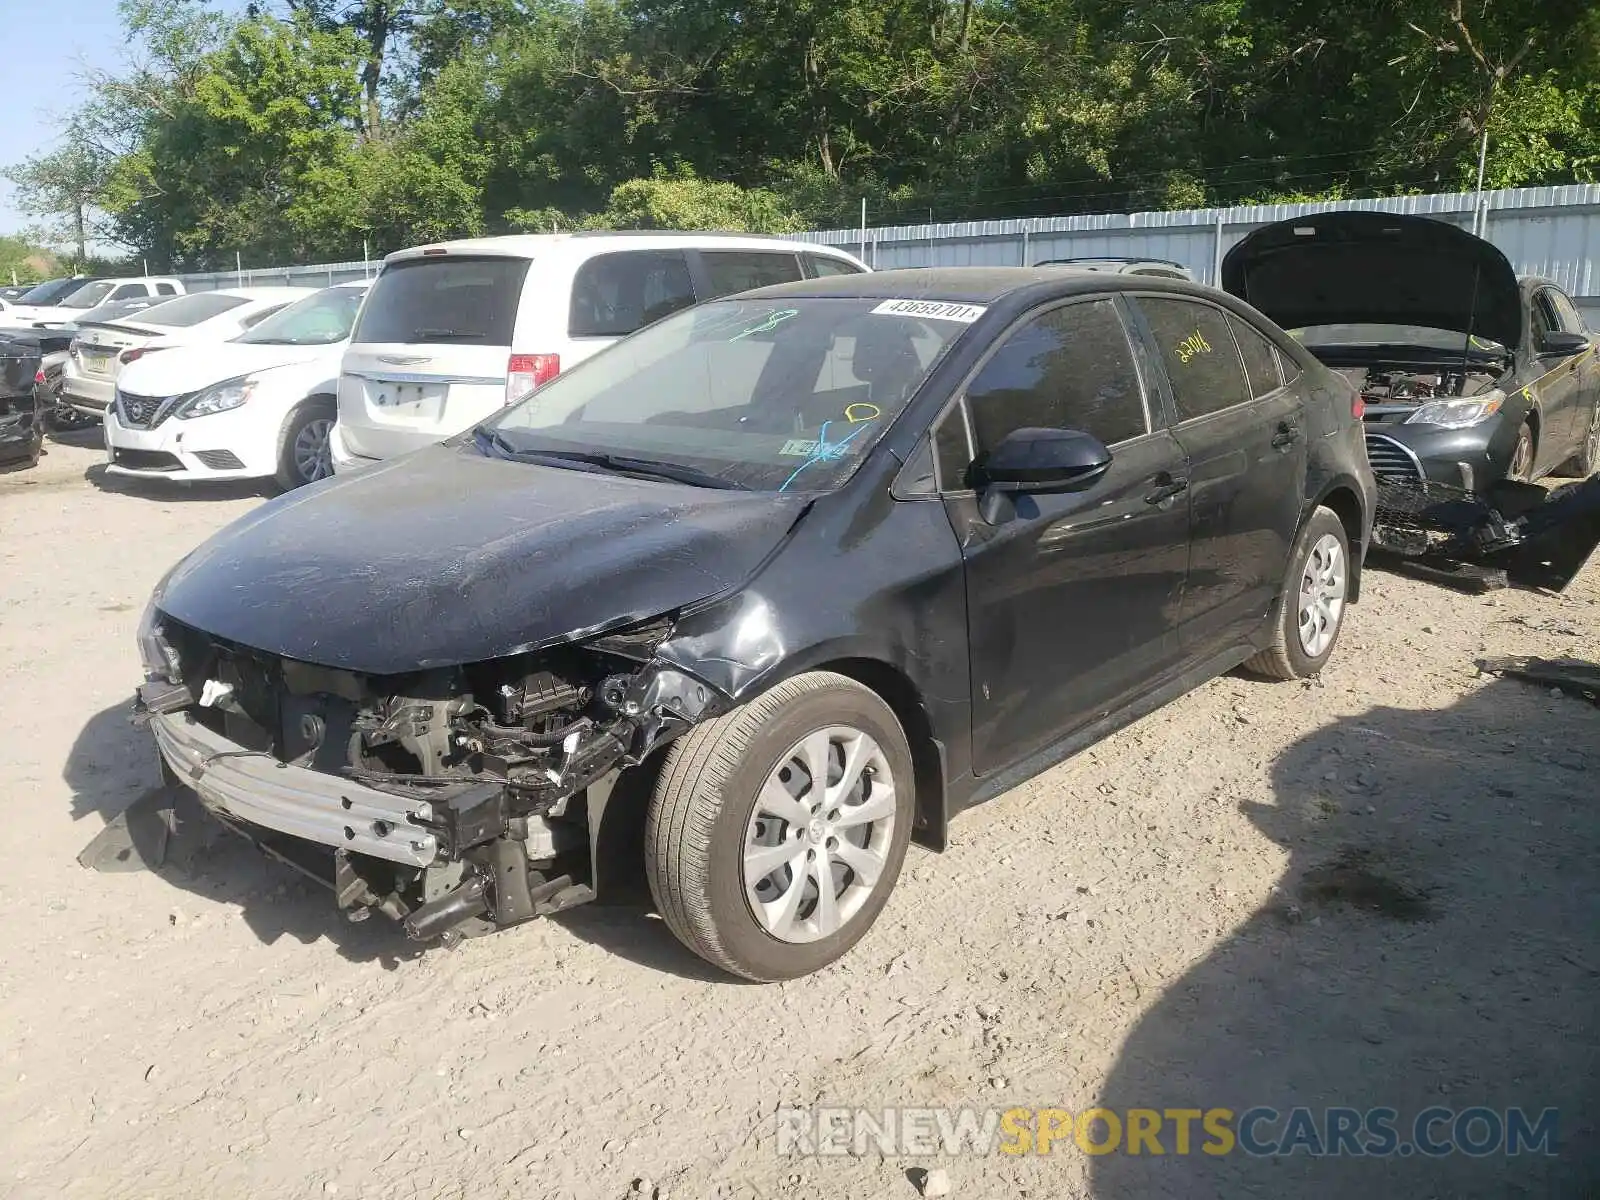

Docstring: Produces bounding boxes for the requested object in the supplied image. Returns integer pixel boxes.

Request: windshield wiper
[473,431,747,489]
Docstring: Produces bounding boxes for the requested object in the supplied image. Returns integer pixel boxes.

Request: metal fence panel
[788,185,1600,311]
[174,186,1600,327]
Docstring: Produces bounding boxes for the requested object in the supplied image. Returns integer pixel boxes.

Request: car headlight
[136,579,182,682]
[1404,389,1505,429]
[177,377,256,419]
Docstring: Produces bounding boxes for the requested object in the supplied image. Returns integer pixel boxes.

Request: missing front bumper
[150,712,441,867]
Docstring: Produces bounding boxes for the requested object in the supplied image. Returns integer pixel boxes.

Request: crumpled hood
[158,442,809,674]
[117,341,334,396]
[1221,211,1522,350]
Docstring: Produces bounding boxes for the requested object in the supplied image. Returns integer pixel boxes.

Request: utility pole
[860,198,867,262]
[1472,128,1490,237]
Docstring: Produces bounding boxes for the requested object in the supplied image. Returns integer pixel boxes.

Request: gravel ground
[1,437,1597,1200]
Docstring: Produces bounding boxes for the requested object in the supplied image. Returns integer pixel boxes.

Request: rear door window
[1229,315,1283,398]
[965,298,1148,451]
[699,251,804,298]
[1137,297,1252,421]
[155,282,178,296]
[139,293,250,328]
[569,250,695,337]
[354,255,531,345]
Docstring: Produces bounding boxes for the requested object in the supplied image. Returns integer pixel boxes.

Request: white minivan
[331,232,868,470]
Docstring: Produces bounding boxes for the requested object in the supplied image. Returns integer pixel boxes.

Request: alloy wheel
[1509,427,1534,480]
[1297,533,1346,658]
[742,726,897,944]
[293,417,334,484]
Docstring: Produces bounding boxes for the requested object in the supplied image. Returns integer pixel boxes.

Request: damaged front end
[1370,474,1600,593]
[134,607,728,943]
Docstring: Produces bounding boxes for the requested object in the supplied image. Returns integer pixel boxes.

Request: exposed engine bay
[134,615,727,944]
[1335,364,1504,414]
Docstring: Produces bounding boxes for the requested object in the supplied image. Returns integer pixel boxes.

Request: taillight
[33,367,45,384]
[119,347,152,365]
[506,353,560,406]
[1351,391,1366,420]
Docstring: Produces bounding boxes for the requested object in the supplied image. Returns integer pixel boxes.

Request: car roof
[383,232,865,266]
[741,266,1209,305]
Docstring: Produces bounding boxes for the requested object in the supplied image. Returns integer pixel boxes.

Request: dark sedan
[0,327,59,466]
[1223,211,1600,490]
[133,268,1374,980]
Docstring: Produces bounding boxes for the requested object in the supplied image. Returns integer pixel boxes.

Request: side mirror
[978,426,1113,495]
[1538,330,1589,358]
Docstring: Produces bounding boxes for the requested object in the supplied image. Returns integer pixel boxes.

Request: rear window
[137,293,250,328]
[355,255,530,345]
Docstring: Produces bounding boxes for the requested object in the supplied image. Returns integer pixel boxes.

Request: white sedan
[63,288,314,422]
[103,283,368,490]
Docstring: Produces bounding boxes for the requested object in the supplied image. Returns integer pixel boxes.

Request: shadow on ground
[64,700,724,979]
[1090,677,1600,1198]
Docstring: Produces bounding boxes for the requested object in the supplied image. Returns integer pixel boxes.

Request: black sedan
[1223,211,1600,490]
[133,268,1374,980]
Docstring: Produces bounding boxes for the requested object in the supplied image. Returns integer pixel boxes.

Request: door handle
[1272,421,1300,450]
[1144,473,1190,507]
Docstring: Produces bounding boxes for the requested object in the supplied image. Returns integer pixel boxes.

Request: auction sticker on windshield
[870,299,988,323]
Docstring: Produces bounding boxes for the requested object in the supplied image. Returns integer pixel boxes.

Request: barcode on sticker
[869,299,988,323]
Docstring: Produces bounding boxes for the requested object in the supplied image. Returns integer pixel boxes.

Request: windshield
[58,281,117,309]
[237,287,365,345]
[488,297,969,492]
[17,278,89,306]
[1291,324,1507,355]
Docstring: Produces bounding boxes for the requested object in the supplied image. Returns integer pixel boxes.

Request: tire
[1507,421,1536,482]
[645,671,914,982]
[1559,397,1600,478]
[1244,506,1351,681]
[273,398,336,491]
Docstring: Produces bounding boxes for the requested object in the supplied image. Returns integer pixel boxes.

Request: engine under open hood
[1221,211,1522,350]
[158,443,810,674]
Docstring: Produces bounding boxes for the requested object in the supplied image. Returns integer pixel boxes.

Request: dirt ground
[2,436,1597,1200]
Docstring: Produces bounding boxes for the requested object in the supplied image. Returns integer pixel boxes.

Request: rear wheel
[1245,506,1350,681]
[274,399,336,491]
[1559,398,1600,478]
[645,672,914,981]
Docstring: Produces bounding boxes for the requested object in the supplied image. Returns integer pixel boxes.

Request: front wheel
[645,672,914,981]
[1560,399,1600,478]
[274,399,336,491]
[1245,506,1350,681]
[1507,421,1536,482]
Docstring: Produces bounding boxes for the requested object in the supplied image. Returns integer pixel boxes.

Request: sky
[0,0,131,239]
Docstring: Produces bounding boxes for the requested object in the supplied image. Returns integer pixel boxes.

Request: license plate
[371,382,443,409]
[83,351,113,373]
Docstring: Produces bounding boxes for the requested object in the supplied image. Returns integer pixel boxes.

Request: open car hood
[1220,211,1522,350]
[157,442,810,674]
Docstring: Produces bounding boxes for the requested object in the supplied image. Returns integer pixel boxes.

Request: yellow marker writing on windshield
[844,402,882,424]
